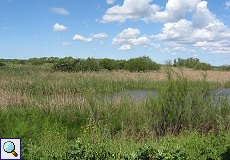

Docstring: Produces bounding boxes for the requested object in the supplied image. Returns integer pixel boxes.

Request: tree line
[1,57,229,71]
[51,56,161,72]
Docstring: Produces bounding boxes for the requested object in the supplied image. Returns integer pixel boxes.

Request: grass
[0,64,230,159]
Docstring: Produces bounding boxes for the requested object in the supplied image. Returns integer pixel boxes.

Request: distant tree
[77,58,101,72]
[124,56,160,72]
[173,58,213,70]
[28,57,47,65]
[11,59,26,65]
[46,57,59,63]
[52,57,79,72]
[0,62,6,66]
[99,58,119,71]
[217,65,230,71]
[52,56,160,72]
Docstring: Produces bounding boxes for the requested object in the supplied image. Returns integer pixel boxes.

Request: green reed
[0,64,230,159]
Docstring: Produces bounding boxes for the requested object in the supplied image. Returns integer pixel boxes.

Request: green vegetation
[217,65,230,71]
[124,56,161,72]
[0,61,6,66]
[52,56,161,72]
[173,58,213,70]
[0,61,230,159]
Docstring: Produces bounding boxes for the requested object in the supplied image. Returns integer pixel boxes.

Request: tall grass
[0,64,230,159]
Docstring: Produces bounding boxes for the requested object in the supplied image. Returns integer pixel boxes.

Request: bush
[52,57,161,72]
[173,58,213,70]
[28,57,47,65]
[76,58,101,72]
[11,59,27,65]
[0,62,6,66]
[99,58,119,71]
[124,56,161,72]
[217,65,230,71]
[52,57,79,72]
[52,57,101,72]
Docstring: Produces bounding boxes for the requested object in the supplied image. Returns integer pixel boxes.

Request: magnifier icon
[3,141,18,157]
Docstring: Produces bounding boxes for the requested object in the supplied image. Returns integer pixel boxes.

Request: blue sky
[0,0,230,66]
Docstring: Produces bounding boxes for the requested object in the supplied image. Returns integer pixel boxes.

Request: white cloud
[102,0,160,23]
[102,0,202,23]
[62,42,71,46]
[147,0,200,22]
[50,7,69,15]
[73,34,92,42]
[226,1,230,9]
[106,0,116,4]
[112,28,151,50]
[193,40,230,54]
[103,0,230,54]
[91,33,108,38]
[53,23,67,31]
[154,1,230,54]
[119,45,131,50]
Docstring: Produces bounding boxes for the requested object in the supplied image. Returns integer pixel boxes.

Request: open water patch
[209,89,230,106]
[111,90,158,101]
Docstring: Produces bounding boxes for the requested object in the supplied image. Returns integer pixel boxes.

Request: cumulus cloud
[102,0,160,23]
[50,7,69,15]
[193,40,230,54]
[106,0,116,4]
[119,45,131,50]
[226,1,230,9]
[154,1,230,54]
[53,23,67,31]
[102,0,201,23]
[147,0,200,22]
[73,34,92,42]
[112,28,151,50]
[103,0,230,54]
[91,33,108,38]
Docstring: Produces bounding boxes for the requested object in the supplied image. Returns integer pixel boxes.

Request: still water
[110,89,230,105]
[112,90,158,101]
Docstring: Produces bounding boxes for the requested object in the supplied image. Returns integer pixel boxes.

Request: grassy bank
[0,64,230,159]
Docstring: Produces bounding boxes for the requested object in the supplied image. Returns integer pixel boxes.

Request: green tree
[124,56,160,72]
[99,58,119,71]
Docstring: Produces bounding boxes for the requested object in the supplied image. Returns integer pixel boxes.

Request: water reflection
[112,90,158,101]
[209,89,230,106]
[109,89,230,106]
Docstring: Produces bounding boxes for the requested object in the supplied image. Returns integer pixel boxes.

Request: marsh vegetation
[0,60,230,159]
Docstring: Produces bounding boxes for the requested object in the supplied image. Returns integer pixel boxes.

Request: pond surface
[112,90,158,101]
[209,89,230,96]
[209,89,230,106]
[110,89,230,106]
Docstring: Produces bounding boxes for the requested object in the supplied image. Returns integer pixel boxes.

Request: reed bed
[0,65,230,159]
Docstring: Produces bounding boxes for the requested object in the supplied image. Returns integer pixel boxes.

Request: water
[111,90,158,101]
[209,89,230,96]
[209,89,230,106]
[109,89,230,106]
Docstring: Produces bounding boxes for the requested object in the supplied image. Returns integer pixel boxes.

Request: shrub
[52,57,79,72]
[11,59,26,65]
[217,65,230,71]
[124,56,160,72]
[76,58,101,72]
[0,62,6,66]
[173,58,213,70]
[99,58,119,71]
[28,57,47,65]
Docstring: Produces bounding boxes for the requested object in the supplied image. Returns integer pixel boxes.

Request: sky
[0,0,230,66]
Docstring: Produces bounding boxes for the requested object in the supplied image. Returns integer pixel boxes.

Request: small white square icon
[0,138,21,160]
